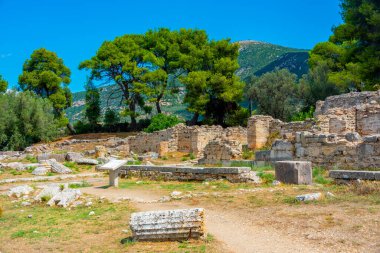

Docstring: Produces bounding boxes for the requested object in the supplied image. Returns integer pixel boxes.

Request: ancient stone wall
[127,124,247,157]
[253,91,380,169]
[247,116,316,149]
[248,91,380,150]
[199,140,242,164]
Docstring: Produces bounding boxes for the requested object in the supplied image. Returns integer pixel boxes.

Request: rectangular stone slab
[98,160,128,171]
[329,170,380,181]
[130,208,205,241]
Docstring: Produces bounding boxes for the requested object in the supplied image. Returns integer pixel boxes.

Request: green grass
[257,171,275,184]
[68,180,92,188]
[312,167,333,185]
[25,155,38,163]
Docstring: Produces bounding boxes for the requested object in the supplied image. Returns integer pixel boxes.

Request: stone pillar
[109,169,119,187]
[158,141,169,158]
[247,115,273,149]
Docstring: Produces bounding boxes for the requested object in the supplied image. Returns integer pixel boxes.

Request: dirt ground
[1,173,379,252]
[82,178,380,253]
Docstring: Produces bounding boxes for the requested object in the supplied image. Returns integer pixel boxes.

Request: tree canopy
[80,29,245,128]
[85,80,101,126]
[0,91,59,150]
[0,75,8,93]
[310,0,380,91]
[18,48,72,126]
[79,34,161,129]
[247,69,299,121]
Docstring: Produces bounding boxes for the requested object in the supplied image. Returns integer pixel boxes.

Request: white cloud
[0,53,12,59]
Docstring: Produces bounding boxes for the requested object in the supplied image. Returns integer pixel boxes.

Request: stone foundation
[119,165,261,183]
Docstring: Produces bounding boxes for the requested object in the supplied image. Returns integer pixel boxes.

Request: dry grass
[0,195,221,253]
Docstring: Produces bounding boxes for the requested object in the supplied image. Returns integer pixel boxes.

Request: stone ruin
[250,90,380,169]
[21,90,380,170]
[127,124,247,159]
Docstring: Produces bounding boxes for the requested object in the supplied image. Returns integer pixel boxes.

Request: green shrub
[144,113,183,133]
[291,106,315,121]
[0,91,60,151]
[189,153,196,160]
[224,107,250,127]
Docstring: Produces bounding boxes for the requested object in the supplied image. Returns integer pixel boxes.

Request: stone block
[329,170,380,181]
[255,150,271,161]
[130,208,205,241]
[275,161,312,185]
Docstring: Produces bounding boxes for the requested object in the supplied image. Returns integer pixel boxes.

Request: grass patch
[126,160,142,165]
[257,171,275,184]
[25,155,38,163]
[313,167,332,185]
[63,161,79,172]
[69,180,92,188]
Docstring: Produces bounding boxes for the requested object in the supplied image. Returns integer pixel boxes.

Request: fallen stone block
[329,170,380,181]
[295,193,322,201]
[130,208,205,241]
[7,185,34,198]
[275,161,312,185]
[75,158,99,165]
[37,153,66,163]
[47,189,82,207]
[4,162,25,171]
[32,167,50,176]
[35,184,62,201]
[66,152,83,161]
[46,159,72,174]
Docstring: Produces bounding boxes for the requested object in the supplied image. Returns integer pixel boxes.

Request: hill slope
[66,41,309,122]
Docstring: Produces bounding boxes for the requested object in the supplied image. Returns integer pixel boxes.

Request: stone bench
[97,160,129,187]
[329,170,380,181]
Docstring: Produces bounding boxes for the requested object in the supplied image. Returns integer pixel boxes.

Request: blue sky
[0,0,342,92]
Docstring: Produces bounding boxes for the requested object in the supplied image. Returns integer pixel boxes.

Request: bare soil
[81,178,380,253]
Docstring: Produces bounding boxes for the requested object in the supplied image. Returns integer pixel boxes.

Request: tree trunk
[129,100,137,130]
[156,101,162,114]
[67,123,76,134]
[187,112,199,126]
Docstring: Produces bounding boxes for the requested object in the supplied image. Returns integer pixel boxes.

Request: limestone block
[31,167,50,176]
[37,153,66,162]
[47,189,82,207]
[275,161,312,185]
[66,152,83,161]
[75,158,99,165]
[158,141,169,157]
[46,159,72,174]
[7,185,34,198]
[329,170,380,181]
[35,184,61,201]
[130,208,205,241]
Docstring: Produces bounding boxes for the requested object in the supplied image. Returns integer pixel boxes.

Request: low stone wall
[119,165,260,183]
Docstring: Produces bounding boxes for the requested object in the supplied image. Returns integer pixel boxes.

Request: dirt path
[82,182,329,253]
